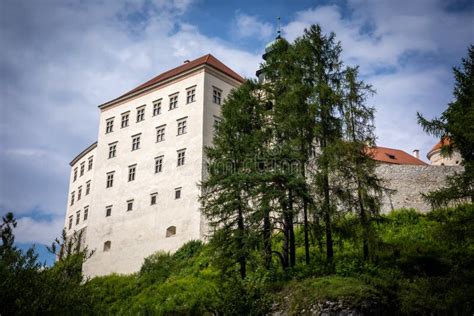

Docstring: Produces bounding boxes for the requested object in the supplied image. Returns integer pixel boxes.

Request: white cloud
[15,215,64,245]
[281,1,473,159]
[233,12,273,40]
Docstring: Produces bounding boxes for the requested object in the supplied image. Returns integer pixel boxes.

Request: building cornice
[70,142,98,166]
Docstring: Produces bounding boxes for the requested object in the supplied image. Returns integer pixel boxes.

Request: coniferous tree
[200,80,266,279]
[297,25,345,262]
[339,66,383,260]
[417,45,474,206]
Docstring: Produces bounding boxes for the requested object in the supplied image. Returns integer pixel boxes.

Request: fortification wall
[375,164,463,213]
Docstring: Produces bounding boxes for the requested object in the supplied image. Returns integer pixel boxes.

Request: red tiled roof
[428,137,452,154]
[368,146,427,165]
[100,54,244,108]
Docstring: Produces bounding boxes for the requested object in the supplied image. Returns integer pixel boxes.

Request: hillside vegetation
[84,205,474,315]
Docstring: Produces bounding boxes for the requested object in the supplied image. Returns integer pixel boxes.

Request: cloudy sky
[1,0,473,263]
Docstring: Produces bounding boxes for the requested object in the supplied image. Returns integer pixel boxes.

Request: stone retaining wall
[375,164,463,213]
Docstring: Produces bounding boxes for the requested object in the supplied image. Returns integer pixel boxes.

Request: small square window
[186,87,196,104]
[132,134,141,151]
[128,165,136,182]
[150,193,157,205]
[88,156,93,170]
[136,106,145,122]
[153,99,162,116]
[78,186,82,200]
[213,88,222,105]
[127,200,134,211]
[105,205,112,217]
[80,162,85,176]
[68,216,73,230]
[70,191,75,206]
[177,149,186,166]
[169,94,178,110]
[84,206,89,221]
[175,187,182,199]
[155,156,164,173]
[106,172,114,188]
[106,118,114,133]
[86,181,91,195]
[156,125,166,142]
[108,143,117,158]
[121,112,129,128]
[177,119,187,135]
[76,211,81,225]
[73,168,77,182]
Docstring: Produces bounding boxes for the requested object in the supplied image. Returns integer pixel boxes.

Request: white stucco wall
[63,66,242,277]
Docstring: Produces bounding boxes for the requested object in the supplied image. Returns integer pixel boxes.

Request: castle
[64,54,462,277]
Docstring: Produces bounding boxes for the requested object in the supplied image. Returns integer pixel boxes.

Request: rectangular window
[169,93,178,110]
[105,205,112,217]
[106,118,114,133]
[68,216,73,229]
[186,87,196,104]
[213,116,222,133]
[132,134,141,151]
[213,87,222,105]
[156,125,166,142]
[86,181,91,195]
[150,193,157,205]
[121,112,129,128]
[136,106,145,122]
[73,168,77,182]
[155,156,163,173]
[177,149,186,166]
[177,118,187,135]
[108,142,117,158]
[127,199,134,211]
[76,211,80,225]
[70,191,75,206]
[88,156,93,170]
[78,186,82,200]
[84,206,89,221]
[175,187,182,199]
[106,172,114,188]
[153,99,162,116]
[128,164,136,182]
[80,162,85,176]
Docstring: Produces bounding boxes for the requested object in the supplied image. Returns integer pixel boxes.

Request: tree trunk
[303,198,310,264]
[357,183,369,261]
[323,172,334,261]
[263,207,272,269]
[289,190,296,267]
[237,206,246,279]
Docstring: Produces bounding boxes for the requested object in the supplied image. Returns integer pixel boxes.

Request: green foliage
[417,45,474,206]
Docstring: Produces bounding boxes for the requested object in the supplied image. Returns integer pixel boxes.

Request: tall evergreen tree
[200,80,266,279]
[297,25,345,262]
[417,45,474,206]
[339,66,383,260]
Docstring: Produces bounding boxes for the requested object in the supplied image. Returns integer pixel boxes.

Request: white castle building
[64,55,244,276]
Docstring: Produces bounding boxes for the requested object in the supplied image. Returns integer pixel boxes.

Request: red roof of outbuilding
[368,146,427,165]
[100,54,244,108]
[428,137,452,154]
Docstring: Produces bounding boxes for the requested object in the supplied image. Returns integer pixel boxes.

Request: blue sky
[1,0,473,264]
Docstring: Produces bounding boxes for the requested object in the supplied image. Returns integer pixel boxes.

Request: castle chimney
[184,60,190,63]
[413,149,420,159]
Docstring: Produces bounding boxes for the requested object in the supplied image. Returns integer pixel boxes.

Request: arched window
[103,241,111,252]
[166,226,176,237]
